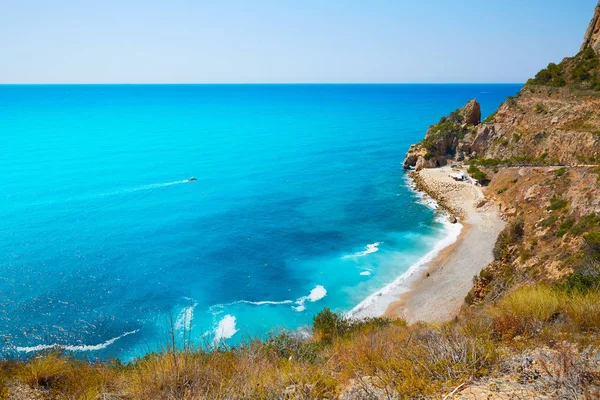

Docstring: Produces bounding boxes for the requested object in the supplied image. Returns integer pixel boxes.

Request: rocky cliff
[402,99,481,170]
[404,5,600,170]
[582,1,600,54]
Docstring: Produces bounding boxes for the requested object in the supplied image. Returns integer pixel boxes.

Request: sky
[0,0,597,84]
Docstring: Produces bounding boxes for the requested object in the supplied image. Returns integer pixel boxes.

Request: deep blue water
[0,84,520,360]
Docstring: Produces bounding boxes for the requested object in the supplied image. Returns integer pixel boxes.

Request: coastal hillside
[404,3,600,170]
[2,3,600,400]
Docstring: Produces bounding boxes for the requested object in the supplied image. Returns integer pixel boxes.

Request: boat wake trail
[88,180,191,200]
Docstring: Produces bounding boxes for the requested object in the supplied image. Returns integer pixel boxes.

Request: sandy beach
[386,166,505,323]
[350,166,504,323]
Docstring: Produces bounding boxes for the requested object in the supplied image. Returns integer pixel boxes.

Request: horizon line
[0,82,525,85]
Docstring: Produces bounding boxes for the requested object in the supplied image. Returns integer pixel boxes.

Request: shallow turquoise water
[0,84,520,360]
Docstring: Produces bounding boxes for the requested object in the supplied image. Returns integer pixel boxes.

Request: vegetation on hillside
[421,110,473,154]
[526,46,600,90]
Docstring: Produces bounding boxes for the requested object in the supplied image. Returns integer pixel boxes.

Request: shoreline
[351,166,504,323]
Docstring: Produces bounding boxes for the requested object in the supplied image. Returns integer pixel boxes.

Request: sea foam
[213,315,238,344]
[343,242,382,259]
[175,301,198,332]
[15,330,138,353]
[293,285,327,312]
[347,174,463,318]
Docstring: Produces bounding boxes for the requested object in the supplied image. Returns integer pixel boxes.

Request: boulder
[462,99,482,126]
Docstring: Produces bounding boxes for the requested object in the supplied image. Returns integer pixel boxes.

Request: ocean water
[0,84,520,361]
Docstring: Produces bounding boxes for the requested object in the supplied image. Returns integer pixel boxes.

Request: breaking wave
[15,330,139,353]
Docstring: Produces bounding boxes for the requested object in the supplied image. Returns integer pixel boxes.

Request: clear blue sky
[0,0,597,83]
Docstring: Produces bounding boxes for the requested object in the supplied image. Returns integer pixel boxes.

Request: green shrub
[265,332,321,363]
[548,195,568,211]
[509,219,525,241]
[540,216,558,228]
[467,165,489,184]
[535,103,548,114]
[313,308,347,343]
[493,231,510,261]
[558,263,600,294]
[557,218,575,237]
[554,167,567,177]
[584,231,600,255]
[571,213,600,236]
[527,62,566,87]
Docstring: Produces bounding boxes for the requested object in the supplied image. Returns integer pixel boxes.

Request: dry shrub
[330,323,498,398]
[564,290,600,333]
[12,352,113,399]
[127,340,337,400]
[491,285,562,339]
[536,343,600,399]
[491,284,600,342]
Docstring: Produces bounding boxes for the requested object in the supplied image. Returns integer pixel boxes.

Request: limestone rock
[462,99,481,126]
[402,99,481,169]
[582,1,600,55]
[415,156,426,171]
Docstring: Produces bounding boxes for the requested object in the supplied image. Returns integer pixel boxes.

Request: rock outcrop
[582,1,600,54]
[402,99,481,169]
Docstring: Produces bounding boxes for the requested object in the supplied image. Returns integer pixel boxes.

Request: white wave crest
[360,271,371,276]
[175,302,197,332]
[213,315,238,344]
[236,300,293,306]
[348,221,463,319]
[405,174,439,210]
[293,285,327,312]
[343,242,382,259]
[15,330,138,353]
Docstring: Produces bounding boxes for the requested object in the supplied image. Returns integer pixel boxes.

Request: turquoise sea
[0,84,520,361]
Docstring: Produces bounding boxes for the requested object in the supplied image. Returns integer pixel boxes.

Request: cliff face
[582,1,600,54]
[403,3,600,169]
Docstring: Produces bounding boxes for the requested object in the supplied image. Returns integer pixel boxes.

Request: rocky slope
[404,12,600,170]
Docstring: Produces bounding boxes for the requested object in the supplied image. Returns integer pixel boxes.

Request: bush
[491,286,562,339]
[312,308,348,343]
[557,218,575,237]
[584,231,600,256]
[559,262,600,294]
[493,231,510,261]
[555,167,567,177]
[527,62,566,87]
[535,103,549,114]
[571,213,600,236]
[467,165,489,184]
[541,216,558,228]
[548,195,568,211]
[509,219,525,241]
